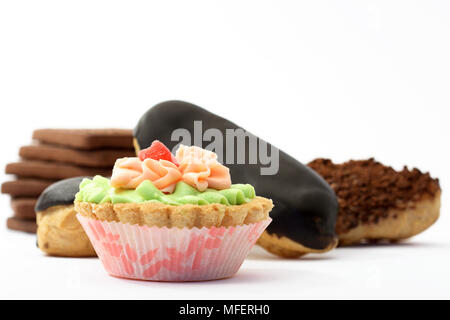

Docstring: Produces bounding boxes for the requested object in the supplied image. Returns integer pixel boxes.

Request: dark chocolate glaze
[134,101,338,250]
[35,177,88,212]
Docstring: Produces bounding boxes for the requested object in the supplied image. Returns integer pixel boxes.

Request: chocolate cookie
[5,161,111,180]
[35,177,96,257]
[308,158,441,245]
[32,129,133,150]
[133,100,339,258]
[7,217,37,233]
[1,179,55,197]
[11,198,37,219]
[19,144,135,168]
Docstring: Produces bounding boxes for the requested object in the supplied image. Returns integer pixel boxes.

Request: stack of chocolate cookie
[2,129,135,233]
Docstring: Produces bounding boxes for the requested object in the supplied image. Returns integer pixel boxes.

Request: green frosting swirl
[75,176,256,206]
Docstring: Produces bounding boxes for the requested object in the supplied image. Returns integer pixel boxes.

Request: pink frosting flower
[111,157,182,193]
[175,145,231,192]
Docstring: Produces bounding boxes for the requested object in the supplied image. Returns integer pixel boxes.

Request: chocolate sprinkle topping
[308,158,440,234]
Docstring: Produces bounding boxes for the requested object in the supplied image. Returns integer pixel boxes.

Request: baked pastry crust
[338,192,441,245]
[75,196,273,229]
[256,193,440,255]
[257,232,338,258]
[37,205,96,257]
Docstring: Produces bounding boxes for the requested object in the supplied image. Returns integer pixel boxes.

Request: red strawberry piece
[138,140,178,165]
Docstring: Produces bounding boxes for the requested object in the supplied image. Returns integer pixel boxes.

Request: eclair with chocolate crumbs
[308,158,441,245]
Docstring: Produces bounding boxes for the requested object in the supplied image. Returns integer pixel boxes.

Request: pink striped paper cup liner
[77,214,271,282]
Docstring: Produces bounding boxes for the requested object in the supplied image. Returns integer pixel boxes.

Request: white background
[0,0,449,299]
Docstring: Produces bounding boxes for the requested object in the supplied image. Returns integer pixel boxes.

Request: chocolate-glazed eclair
[134,100,339,258]
[35,177,96,257]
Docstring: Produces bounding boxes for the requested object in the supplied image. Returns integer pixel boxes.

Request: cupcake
[75,141,273,281]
